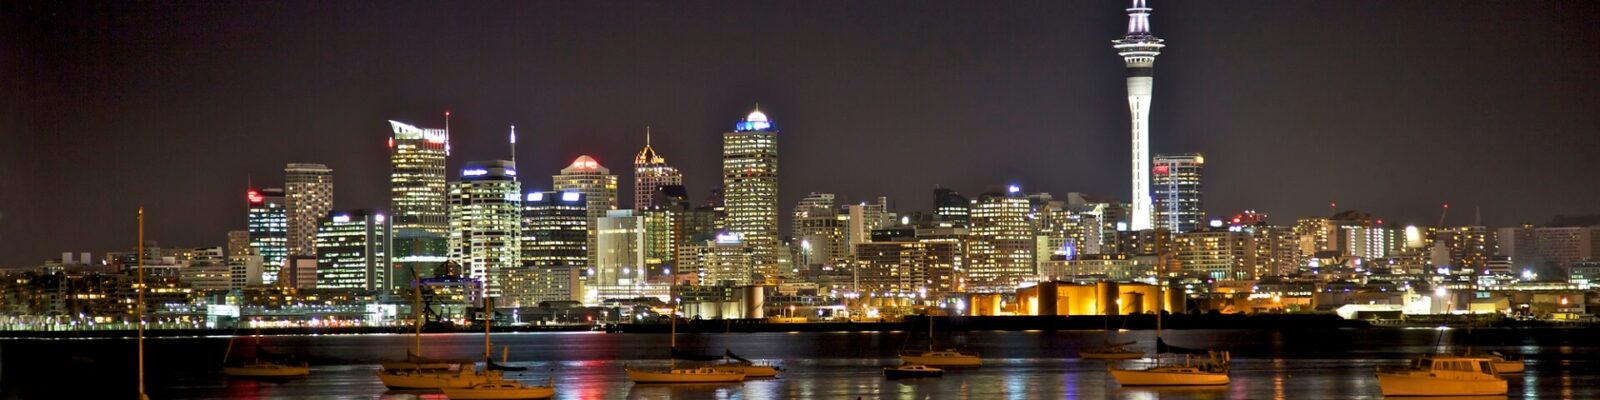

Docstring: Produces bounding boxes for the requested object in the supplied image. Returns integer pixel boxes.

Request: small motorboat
[442,379,555,400]
[222,359,310,378]
[1081,341,1145,360]
[1485,351,1524,374]
[1376,354,1507,396]
[883,364,943,379]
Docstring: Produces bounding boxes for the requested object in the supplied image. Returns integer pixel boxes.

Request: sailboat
[377,277,492,390]
[1110,282,1230,386]
[718,321,781,378]
[441,297,554,399]
[899,315,981,367]
[625,303,746,383]
[221,325,310,378]
[1080,315,1144,360]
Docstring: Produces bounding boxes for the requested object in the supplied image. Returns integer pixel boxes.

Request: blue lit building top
[734,107,776,132]
[461,160,517,181]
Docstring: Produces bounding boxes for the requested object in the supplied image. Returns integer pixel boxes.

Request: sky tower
[1114,0,1164,231]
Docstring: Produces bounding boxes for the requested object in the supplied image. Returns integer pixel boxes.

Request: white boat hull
[1111,368,1229,386]
[626,368,745,384]
[379,370,494,390]
[1377,372,1507,396]
[442,386,555,399]
[1491,360,1524,374]
[900,354,981,367]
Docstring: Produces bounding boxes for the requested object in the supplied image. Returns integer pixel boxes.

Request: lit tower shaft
[1114,0,1164,231]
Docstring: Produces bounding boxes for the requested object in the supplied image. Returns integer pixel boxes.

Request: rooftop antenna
[646,125,651,147]
[1474,206,1481,227]
[1437,203,1450,228]
[509,124,517,166]
[444,110,452,156]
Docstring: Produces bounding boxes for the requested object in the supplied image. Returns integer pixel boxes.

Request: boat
[625,302,746,384]
[1376,354,1508,396]
[1110,281,1230,386]
[442,379,556,400]
[721,349,781,378]
[1081,315,1145,360]
[377,278,496,390]
[223,358,311,378]
[1080,343,1145,360]
[1483,351,1524,374]
[898,316,981,367]
[883,364,943,379]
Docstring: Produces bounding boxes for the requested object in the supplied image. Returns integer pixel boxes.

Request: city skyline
[4,1,1600,266]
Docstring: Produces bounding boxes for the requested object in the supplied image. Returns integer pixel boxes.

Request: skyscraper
[1113,0,1165,231]
[314,209,391,292]
[553,155,618,268]
[967,187,1036,293]
[1152,153,1204,234]
[634,128,683,211]
[388,119,450,236]
[285,163,334,257]
[247,188,287,283]
[723,107,779,283]
[450,160,522,299]
[521,190,588,304]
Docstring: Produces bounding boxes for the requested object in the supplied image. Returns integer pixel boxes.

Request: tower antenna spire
[509,124,517,166]
[646,125,652,147]
[444,110,453,156]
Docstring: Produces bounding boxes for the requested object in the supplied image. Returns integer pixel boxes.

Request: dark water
[2,328,1595,399]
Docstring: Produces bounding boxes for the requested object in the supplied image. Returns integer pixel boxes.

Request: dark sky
[2,1,1597,267]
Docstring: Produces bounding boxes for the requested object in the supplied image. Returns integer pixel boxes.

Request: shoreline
[2,314,1592,339]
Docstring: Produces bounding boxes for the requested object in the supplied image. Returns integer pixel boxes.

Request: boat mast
[928,315,934,353]
[137,207,148,400]
[670,300,677,370]
[413,274,423,356]
[483,297,493,361]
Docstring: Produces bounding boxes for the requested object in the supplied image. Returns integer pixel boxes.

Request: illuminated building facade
[553,155,617,269]
[792,193,848,269]
[285,163,333,258]
[387,120,450,237]
[1114,0,1165,231]
[723,107,780,283]
[633,130,683,211]
[1175,227,1256,280]
[246,188,288,283]
[449,160,521,298]
[520,191,588,304]
[1152,153,1204,234]
[314,209,391,292]
[967,187,1036,292]
[934,188,970,227]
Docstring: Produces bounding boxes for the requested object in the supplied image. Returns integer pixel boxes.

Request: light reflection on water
[1,328,1596,399]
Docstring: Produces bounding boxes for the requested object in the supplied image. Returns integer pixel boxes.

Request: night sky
[2,1,1597,267]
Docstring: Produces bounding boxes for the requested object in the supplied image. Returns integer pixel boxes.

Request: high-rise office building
[388,119,451,236]
[521,191,588,304]
[450,160,522,298]
[846,197,894,255]
[967,187,1036,292]
[314,209,391,292]
[633,129,683,211]
[246,188,288,283]
[1113,0,1165,231]
[723,107,779,283]
[285,163,334,257]
[1152,153,1204,234]
[595,209,648,287]
[553,155,617,268]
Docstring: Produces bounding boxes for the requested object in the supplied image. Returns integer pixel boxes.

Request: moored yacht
[1376,354,1508,396]
[898,316,981,367]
